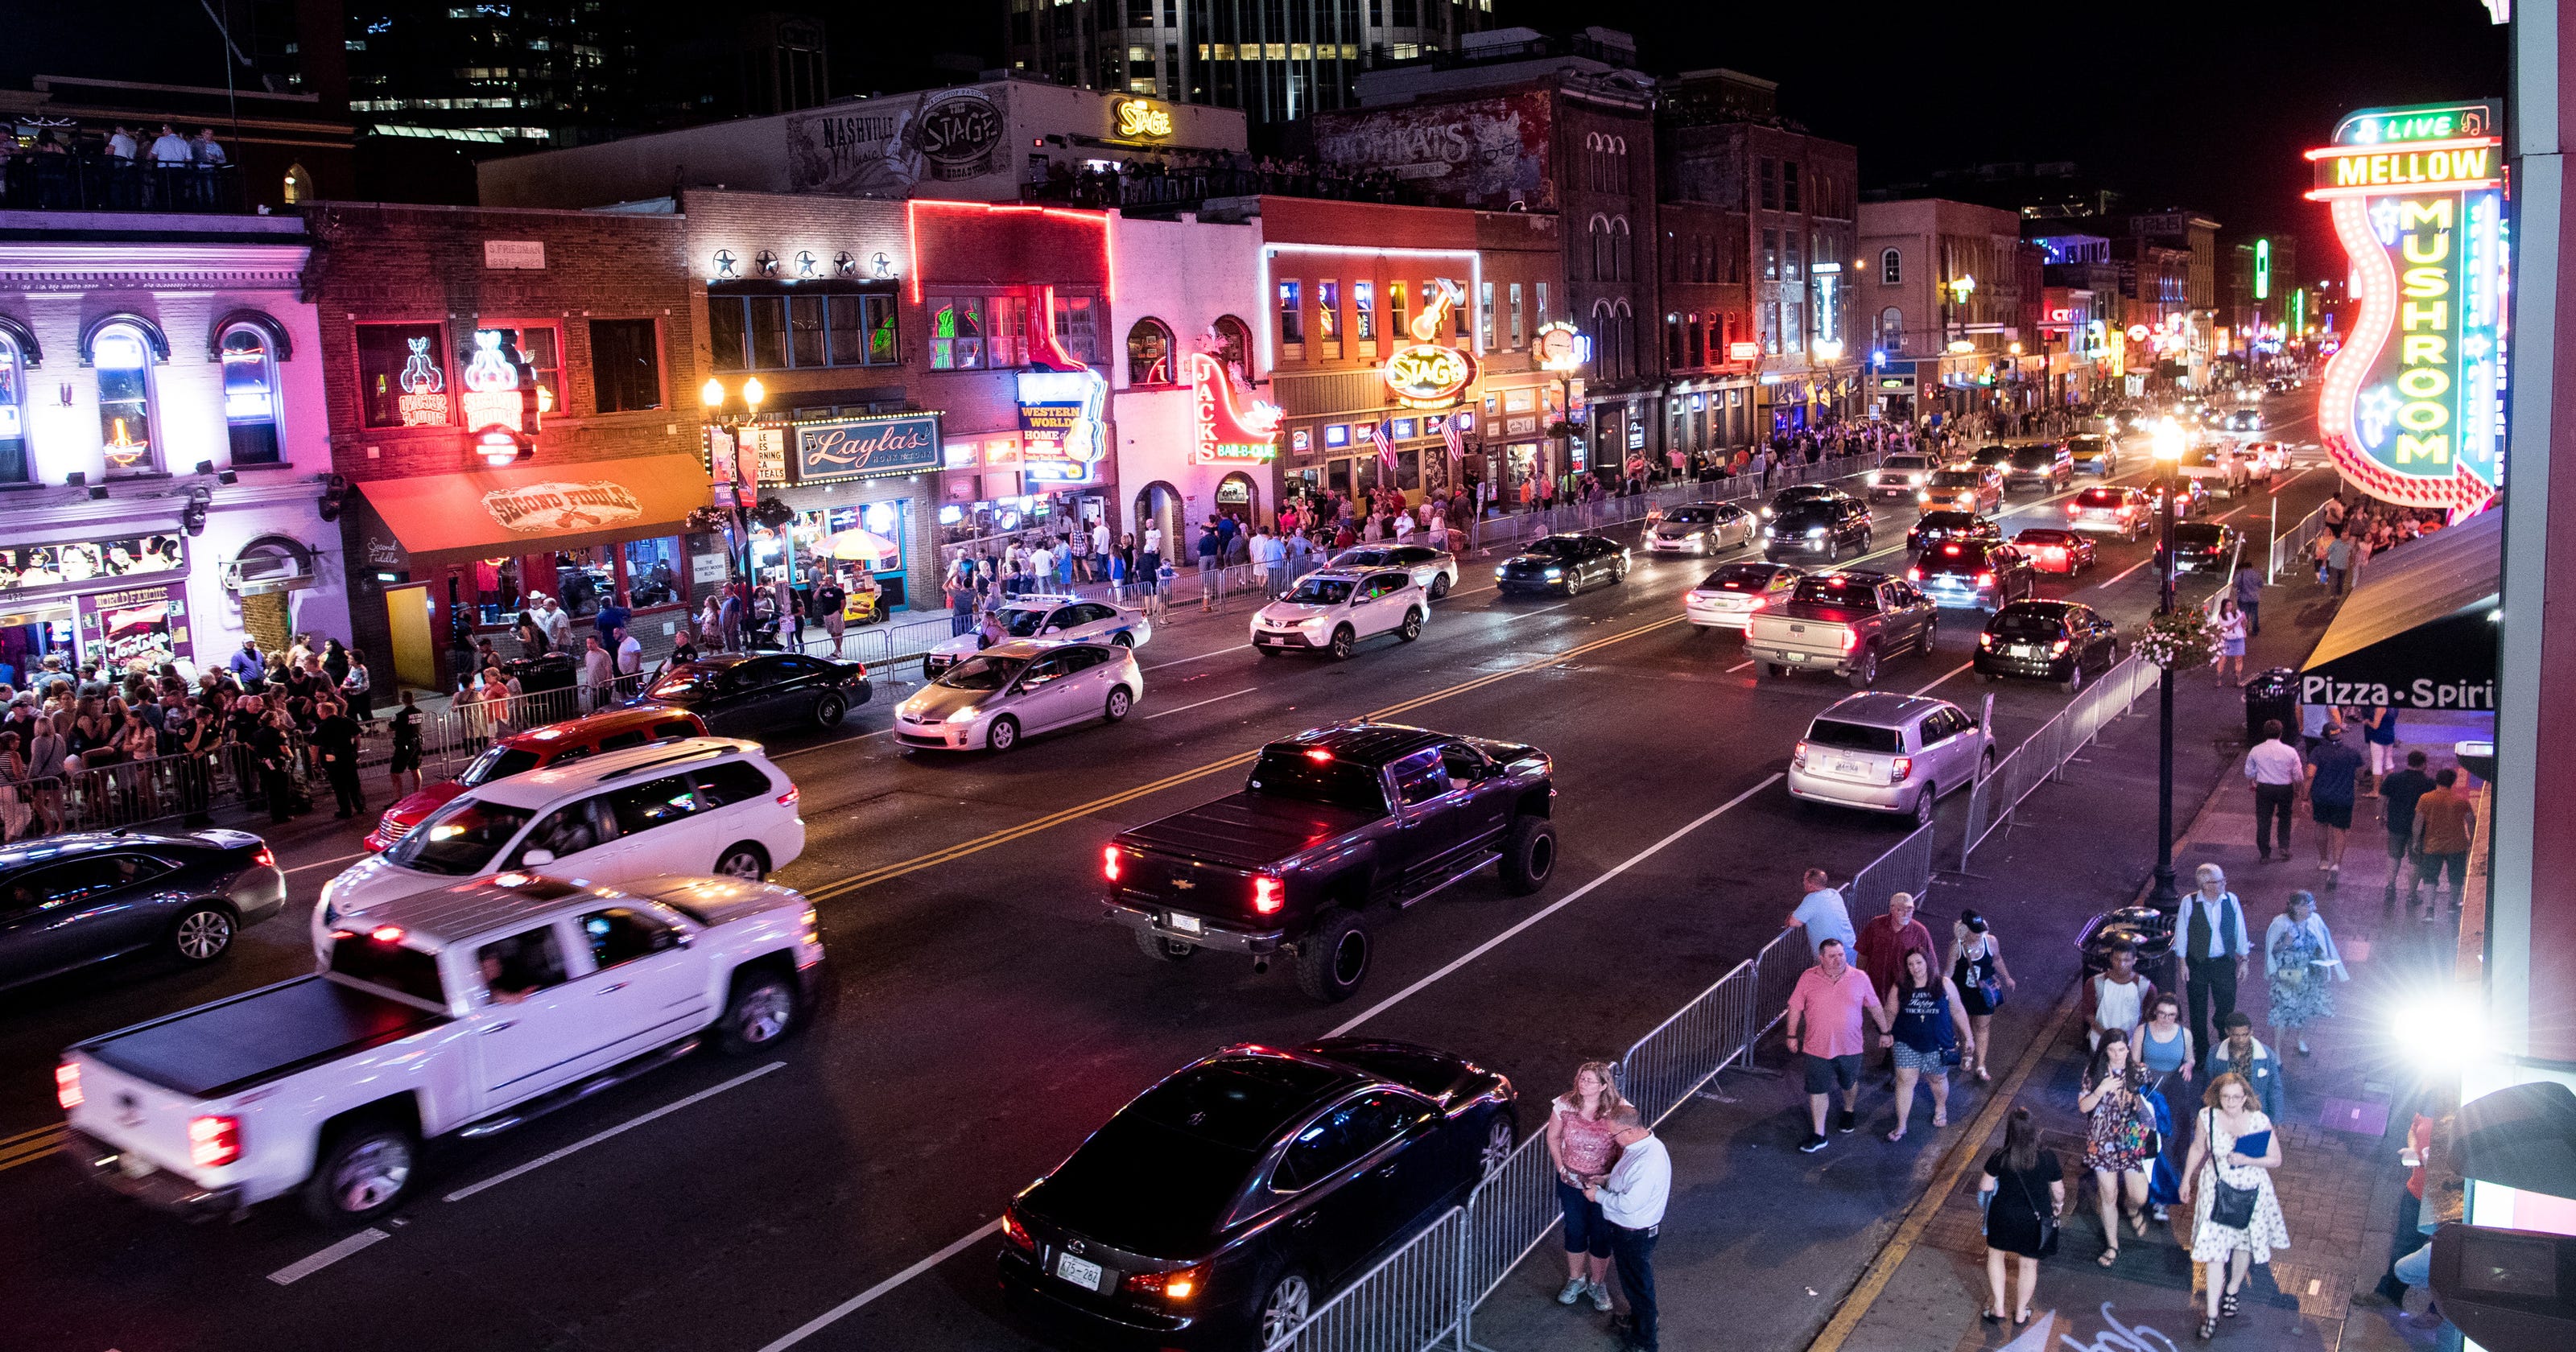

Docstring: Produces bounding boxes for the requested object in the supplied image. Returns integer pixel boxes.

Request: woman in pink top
[1543,1060,1628,1312]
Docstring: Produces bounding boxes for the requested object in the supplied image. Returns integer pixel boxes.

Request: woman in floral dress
[2079,1037,2156,1265]
[2264,890,2346,1055]
[2180,1072,2289,1342]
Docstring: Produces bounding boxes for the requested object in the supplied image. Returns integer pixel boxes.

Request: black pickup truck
[1103,723,1556,1002]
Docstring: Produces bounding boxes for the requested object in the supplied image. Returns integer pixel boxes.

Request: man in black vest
[2174,862,2252,1053]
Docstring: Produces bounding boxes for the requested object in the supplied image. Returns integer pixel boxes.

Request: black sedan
[635,652,871,735]
[1761,496,1874,563]
[0,830,285,991]
[1975,599,2121,691]
[2168,521,2243,575]
[1907,539,2037,611]
[1906,510,2002,554]
[1001,1041,1514,1349]
[1495,533,1629,595]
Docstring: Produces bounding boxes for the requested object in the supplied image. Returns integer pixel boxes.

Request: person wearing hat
[2303,722,2366,887]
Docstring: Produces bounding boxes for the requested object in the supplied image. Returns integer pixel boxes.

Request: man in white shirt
[2174,863,2252,1055]
[1026,542,1055,593]
[1142,523,1163,560]
[535,594,572,653]
[2243,718,2304,861]
[580,635,615,712]
[1585,1109,1670,1352]
[106,125,137,161]
[1090,520,1110,566]
[148,124,192,165]
[615,629,643,678]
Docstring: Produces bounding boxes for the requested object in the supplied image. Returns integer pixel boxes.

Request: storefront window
[1396,449,1421,493]
[930,295,985,370]
[551,546,614,616]
[219,325,283,466]
[623,537,685,608]
[93,324,158,475]
[475,558,522,626]
[1127,318,1174,385]
[357,322,449,429]
[588,319,663,413]
[0,332,27,486]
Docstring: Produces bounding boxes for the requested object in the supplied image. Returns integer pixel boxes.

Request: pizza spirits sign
[2307,99,2508,511]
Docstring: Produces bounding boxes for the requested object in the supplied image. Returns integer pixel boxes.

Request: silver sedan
[1327,543,1460,600]
[891,638,1144,753]
[1645,502,1756,556]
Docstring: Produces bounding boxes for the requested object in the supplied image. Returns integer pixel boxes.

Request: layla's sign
[481,481,645,534]
[1112,97,1174,142]
[1382,279,1478,409]
[1186,352,1284,465]
[795,413,943,484]
[2309,99,2508,511]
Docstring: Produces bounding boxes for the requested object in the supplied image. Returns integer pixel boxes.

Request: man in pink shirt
[1785,938,1891,1152]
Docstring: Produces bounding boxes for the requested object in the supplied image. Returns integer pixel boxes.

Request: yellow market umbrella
[823,528,898,563]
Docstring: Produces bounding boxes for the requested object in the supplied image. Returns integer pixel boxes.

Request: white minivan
[315,738,804,955]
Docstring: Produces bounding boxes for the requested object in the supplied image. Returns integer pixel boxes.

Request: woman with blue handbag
[1950,911,2017,1083]
[1881,948,1974,1141]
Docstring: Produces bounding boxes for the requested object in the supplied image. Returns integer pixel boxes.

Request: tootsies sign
[793,413,943,484]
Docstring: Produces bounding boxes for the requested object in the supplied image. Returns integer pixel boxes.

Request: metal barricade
[1458,1132,1561,1322]
[1744,924,1814,1051]
[1617,958,1757,1125]
[1264,1206,1468,1352]
[1957,650,2166,867]
[1847,819,1936,918]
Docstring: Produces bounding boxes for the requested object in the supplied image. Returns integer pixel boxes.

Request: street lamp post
[700,375,767,595]
[2149,416,2185,908]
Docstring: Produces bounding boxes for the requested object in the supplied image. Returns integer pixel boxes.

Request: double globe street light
[700,376,767,589]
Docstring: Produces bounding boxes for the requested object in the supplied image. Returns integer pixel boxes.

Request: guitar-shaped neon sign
[1381,278,1477,409]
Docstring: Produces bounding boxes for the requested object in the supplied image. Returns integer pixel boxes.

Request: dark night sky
[10,0,2513,278]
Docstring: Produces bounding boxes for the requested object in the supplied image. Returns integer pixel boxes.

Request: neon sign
[1112,97,1174,142]
[396,336,448,427]
[2308,98,2508,510]
[459,330,540,466]
[1381,280,1477,409]
[1186,352,1283,465]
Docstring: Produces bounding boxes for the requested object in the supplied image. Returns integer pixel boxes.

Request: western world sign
[2307,98,2508,511]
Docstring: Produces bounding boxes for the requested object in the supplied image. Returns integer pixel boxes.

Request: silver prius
[893,638,1144,753]
[1646,502,1756,555]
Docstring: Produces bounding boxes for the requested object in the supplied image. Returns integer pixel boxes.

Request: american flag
[1441,415,1464,469]
[1372,418,1397,474]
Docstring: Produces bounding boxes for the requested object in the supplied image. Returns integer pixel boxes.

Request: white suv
[1249,567,1428,658]
[315,738,804,955]
[1786,692,1995,827]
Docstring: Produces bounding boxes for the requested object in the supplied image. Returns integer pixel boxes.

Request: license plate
[1168,913,1203,934]
[1785,653,1806,662]
[1257,635,1282,645]
[1055,1251,1104,1290]
[2013,645,2037,659]
[1835,761,1860,775]
[120,1152,154,1179]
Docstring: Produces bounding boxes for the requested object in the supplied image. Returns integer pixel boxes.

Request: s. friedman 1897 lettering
[2299,674,2496,711]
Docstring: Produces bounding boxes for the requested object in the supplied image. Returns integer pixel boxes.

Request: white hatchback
[315,737,804,956]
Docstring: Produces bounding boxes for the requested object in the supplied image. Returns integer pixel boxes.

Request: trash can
[2244,666,2298,745]
[503,652,582,724]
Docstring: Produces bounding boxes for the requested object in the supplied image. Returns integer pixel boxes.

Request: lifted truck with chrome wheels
[1102,723,1556,1003]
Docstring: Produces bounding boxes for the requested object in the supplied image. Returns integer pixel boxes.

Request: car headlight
[946,707,983,723]
[1542,567,1563,579]
[1806,526,1826,538]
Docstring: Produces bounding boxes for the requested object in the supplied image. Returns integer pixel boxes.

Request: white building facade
[1105,212,1270,550]
[0,210,345,684]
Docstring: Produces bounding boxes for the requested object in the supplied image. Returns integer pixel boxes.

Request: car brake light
[2067,503,2082,516]
[1905,566,1921,581]
[1977,633,1994,649]
[776,785,800,808]
[1124,1263,1208,1301]
[1792,740,1808,768]
[1304,748,1332,763]
[254,845,277,870]
[1975,571,1996,587]
[1942,543,1959,555]
[1103,845,1122,883]
[1841,629,1860,653]
[1252,876,1283,914]
[1890,756,1913,782]
[369,925,405,944]
[1000,1208,1036,1252]
[2052,639,2072,657]
[55,1062,81,1110]
[189,1115,242,1169]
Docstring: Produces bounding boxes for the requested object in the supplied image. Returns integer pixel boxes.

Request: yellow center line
[0,1121,63,1148]
[0,1131,66,1172]
[801,614,1685,904]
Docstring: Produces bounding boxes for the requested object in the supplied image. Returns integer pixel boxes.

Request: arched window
[1126,317,1174,386]
[0,326,27,485]
[90,319,161,476]
[1615,302,1634,381]
[1879,307,1904,352]
[1665,313,1684,370]
[217,322,283,465]
[1587,216,1610,282]
[1609,216,1633,282]
[282,162,311,205]
[1212,315,1252,381]
[1880,248,1901,285]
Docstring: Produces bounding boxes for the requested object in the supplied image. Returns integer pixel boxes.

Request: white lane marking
[1144,687,1258,720]
[267,1227,390,1285]
[1324,773,1786,1038]
[773,728,894,760]
[753,1221,1003,1352]
[1143,643,1250,672]
[1912,662,1974,696]
[442,1061,784,1204]
[1727,660,1753,673]
[2095,556,2153,590]
[284,851,368,876]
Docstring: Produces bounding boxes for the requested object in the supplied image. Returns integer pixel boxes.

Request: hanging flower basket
[2132,604,2219,670]
[1546,418,1580,439]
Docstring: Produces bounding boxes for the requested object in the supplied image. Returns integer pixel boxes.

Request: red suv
[361,704,708,852]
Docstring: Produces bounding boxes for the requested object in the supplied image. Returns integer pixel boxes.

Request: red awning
[354,454,712,571]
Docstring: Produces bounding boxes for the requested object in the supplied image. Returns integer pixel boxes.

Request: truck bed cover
[1121,792,1379,872]
[79,976,445,1099]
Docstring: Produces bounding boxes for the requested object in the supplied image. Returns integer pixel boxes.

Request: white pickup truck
[56,872,824,1225]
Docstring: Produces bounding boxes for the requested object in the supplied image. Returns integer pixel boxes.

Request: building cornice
[0,242,309,291]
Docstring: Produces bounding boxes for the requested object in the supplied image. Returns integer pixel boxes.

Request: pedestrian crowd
[2306,488,2450,598]
[1,120,234,211]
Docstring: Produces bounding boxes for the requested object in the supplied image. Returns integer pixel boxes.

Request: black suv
[2004,443,2074,492]
[1908,538,2037,611]
[1761,493,1873,563]
[1905,510,2002,554]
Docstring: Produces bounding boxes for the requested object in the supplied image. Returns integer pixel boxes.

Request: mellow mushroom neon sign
[1381,280,1477,410]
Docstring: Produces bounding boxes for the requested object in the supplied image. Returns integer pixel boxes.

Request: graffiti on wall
[787,85,1013,198]
[1313,93,1554,211]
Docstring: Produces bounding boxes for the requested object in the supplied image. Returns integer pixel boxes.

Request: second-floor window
[709,291,900,373]
[357,322,449,429]
[217,324,283,466]
[1387,280,1407,337]
[1317,281,1342,357]
[1127,317,1174,385]
[93,323,158,475]
[1277,280,1303,351]
[1509,282,1524,348]
[1478,281,1495,351]
[1353,282,1376,342]
[588,319,663,413]
[0,331,27,485]
[1881,248,1901,285]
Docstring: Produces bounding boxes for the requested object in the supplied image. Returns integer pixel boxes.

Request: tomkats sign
[481,480,645,534]
[1312,92,1555,212]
